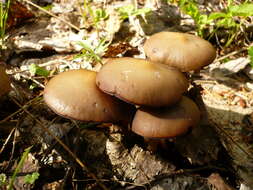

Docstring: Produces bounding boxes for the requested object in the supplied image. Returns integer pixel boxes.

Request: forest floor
[0,0,253,189]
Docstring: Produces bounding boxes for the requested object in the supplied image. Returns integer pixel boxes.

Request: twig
[0,95,42,124]
[22,0,80,32]
[20,73,45,88]
[7,128,18,170]
[10,97,109,190]
[0,128,15,155]
[214,48,247,63]
[72,178,146,188]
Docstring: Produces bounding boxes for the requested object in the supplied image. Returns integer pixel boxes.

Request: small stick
[22,0,80,32]
[0,128,15,155]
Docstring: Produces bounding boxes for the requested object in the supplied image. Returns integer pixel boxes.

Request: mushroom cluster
[43,32,216,148]
[0,65,11,98]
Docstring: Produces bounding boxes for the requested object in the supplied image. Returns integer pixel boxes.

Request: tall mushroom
[0,66,11,97]
[44,69,135,124]
[96,57,189,107]
[143,32,216,72]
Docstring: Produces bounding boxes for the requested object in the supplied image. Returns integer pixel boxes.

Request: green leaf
[76,39,109,63]
[8,147,33,190]
[132,7,151,17]
[29,64,50,77]
[198,14,209,25]
[42,4,53,11]
[0,173,7,186]
[248,46,253,67]
[229,3,253,16]
[208,12,228,20]
[24,172,40,184]
[116,5,151,20]
[117,5,135,20]
[29,83,38,90]
[216,17,237,28]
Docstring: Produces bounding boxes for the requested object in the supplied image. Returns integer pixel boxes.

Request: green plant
[0,146,39,189]
[248,46,253,67]
[208,3,253,46]
[29,64,50,77]
[82,0,108,29]
[42,4,53,11]
[0,0,10,49]
[75,38,110,63]
[8,146,36,190]
[175,0,253,46]
[177,0,210,37]
[24,172,40,185]
[116,4,151,21]
[0,173,7,187]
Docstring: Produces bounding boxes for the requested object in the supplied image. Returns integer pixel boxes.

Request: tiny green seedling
[29,64,50,77]
[0,0,11,50]
[82,0,108,29]
[176,0,210,37]
[0,173,7,187]
[75,38,110,63]
[7,146,34,190]
[24,172,40,185]
[116,4,151,21]
[248,46,253,68]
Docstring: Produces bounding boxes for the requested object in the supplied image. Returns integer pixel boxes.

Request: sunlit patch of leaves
[173,0,253,46]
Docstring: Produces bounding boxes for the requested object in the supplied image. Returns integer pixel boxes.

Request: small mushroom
[96,57,189,107]
[143,32,216,72]
[0,66,11,97]
[44,69,134,123]
[131,96,200,151]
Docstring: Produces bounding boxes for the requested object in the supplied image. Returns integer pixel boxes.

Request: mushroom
[96,57,189,107]
[131,96,200,151]
[0,66,11,97]
[143,32,216,72]
[44,69,135,124]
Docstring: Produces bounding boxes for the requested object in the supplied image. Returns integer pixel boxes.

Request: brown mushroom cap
[44,69,134,123]
[0,66,11,97]
[132,96,200,138]
[96,57,189,107]
[143,32,216,72]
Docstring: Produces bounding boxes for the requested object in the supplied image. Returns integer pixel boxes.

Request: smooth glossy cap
[44,69,134,123]
[0,66,11,97]
[132,96,200,138]
[143,32,216,72]
[96,57,189,107]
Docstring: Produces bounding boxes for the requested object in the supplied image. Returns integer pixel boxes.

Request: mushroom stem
[144,138,168,153]
[0,66,11,97]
